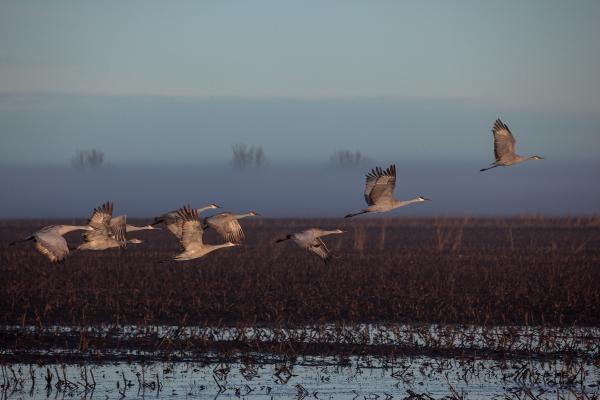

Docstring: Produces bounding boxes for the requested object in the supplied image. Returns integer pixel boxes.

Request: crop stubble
[1,217,599,328]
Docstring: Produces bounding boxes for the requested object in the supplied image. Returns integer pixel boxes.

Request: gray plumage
[125,223,158,232]
[345,164,430,218]
[168,205,238,262]
[153,203,220,241]
[204,211,259,243]
[480,119,544,172]
[78,202,142,250]
[275,228,344,264]
[10,224,92,263]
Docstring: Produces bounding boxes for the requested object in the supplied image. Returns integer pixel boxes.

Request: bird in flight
[345,164,430,218]
[152,203,220,245]
[203,211,260,244]
[10,224,92,263]
[480,119,544,172]
[275,228,344,263]
[77,202,145,251]
[166,205,238,262]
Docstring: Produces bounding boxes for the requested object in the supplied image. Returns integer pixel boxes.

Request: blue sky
[1,1,599,107]
[0,1,599,165]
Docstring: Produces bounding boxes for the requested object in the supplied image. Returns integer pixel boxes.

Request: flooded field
[2,218,599,398]
[1,323,599,399]
[2,356,599,400]
[2,324,599,362]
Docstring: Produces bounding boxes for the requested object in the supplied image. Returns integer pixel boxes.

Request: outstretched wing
[34,231,69,263]
[207,214,245,243]
[109,215,128,247]
[306,237,331,263]
[492,119,517,162]
[176,205,203,250]
[88,202,113,229]
[154,211,185,239]
[364,164,396,206]
[84,202,113,242]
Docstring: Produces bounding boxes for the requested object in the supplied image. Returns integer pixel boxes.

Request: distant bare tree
[71,149,105,169]
[231,144,268,169]
[330,150,370,167]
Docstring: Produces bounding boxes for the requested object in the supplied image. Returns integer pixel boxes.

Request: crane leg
[9,236,34,246]
[344,210,368,218]
[479,165,499,172]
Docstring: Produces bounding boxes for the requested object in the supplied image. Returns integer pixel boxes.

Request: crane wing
[307,237,331,263]
[158,212,184,238]
[83,229,106,243]
[364,164,396,206]
[84,201,114,242]
[34,231,69,263]
[88,202,113,230]
[492,119,517,162]
[176,205,204,250]
[109,215,128,247]
[207,214,245,243]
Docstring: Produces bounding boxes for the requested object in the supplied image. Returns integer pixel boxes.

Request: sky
[0,1,598,216]
[0,1,599,164]
[1,1,599,107]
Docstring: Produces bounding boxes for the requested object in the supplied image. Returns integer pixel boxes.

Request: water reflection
[1,356,598,400]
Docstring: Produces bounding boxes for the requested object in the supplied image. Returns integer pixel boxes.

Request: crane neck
[196,206,218,214]
[236,212,256,219]
[214,242,237,249]
[392,198,421,209]
[126,224,155,232]
[56,225,90,236]
[319,229,343,237]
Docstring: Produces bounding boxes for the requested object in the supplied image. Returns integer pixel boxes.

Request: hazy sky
[0,1,599,165]
[1,0,599,106]
[1,163,598,218]
[0,1,599,216]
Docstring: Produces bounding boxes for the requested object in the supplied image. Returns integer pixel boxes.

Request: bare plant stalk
[354,226,366,254]
[507,227,515,252]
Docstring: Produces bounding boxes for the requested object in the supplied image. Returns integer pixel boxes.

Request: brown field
[1,217,599,328]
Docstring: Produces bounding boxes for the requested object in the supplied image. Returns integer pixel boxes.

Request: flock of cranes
[9,118,543,264]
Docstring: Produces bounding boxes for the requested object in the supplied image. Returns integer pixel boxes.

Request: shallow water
[2,324,599,398]
[2,355,599,400]
[3,323,599,358]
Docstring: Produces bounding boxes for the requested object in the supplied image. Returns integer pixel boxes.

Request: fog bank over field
[1,94,598,217]
[0,162,598,218]
[1,94,599,166]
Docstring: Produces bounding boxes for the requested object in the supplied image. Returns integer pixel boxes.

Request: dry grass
[1,217,599,327]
